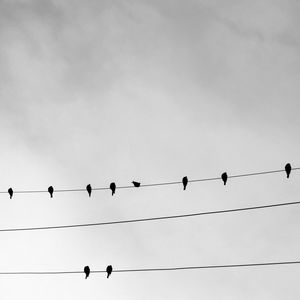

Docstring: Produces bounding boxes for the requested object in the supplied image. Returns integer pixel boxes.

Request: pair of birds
[86,182,116,197]
[86,181,141,197]
[181,163,293,190]
[84,265,113,279]
[4,186,55,199]
[181,173,228,189]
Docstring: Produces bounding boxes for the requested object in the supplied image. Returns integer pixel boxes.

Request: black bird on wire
[106,265,113,278]
[182,176,188,190]
[132,181,140,187]
[110,183,116,196]
[48,186,54,198]
[8,188,13,199]
[84,266,90,279]
[86,184,92,197]
[285,163,292,178]
[221,172,228,185]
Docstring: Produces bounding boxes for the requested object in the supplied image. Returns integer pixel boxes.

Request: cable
[0,260,299,275]
[0,200,299,232]
[0,167,299,195]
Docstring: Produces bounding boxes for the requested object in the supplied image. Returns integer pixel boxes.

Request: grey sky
[0,0,300,299]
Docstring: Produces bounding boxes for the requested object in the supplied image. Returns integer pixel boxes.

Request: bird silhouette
[106,265,113,278]
[221,172,228,185]
[132,181,140,187]
[182,176,188,190]
[86,184,92,197]
[8,188,13,199]
[48,186,54,198]
[285,163,292,178]
[110,182,116,196]
[84,266,90,279]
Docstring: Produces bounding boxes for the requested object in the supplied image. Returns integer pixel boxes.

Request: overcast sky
[0,0,300,299]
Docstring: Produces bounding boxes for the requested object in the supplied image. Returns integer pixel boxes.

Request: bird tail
[183,186,186,190]
[10,195,12,199]
[107,274,109,278]
[112,191,115,196]
[287,174,290,179]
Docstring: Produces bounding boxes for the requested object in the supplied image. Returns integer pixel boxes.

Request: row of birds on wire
[84,265,112,279]
[4,163,293,199]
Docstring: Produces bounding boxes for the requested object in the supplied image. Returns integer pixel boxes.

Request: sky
[0,0,300,299]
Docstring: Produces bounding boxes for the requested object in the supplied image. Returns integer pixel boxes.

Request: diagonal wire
[0,260,299,275]
[0,167,299,195]
[0,200,299,232]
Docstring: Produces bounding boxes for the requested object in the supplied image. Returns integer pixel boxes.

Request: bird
[86,184,92,197]
[8,188,13,199]
[221,172,228,185]
[132,181,140,187]
[110,182,116,196]
[84,266,90,279]
[106,265,113,278]
[182,176,188,190]
[48,186,54,198]
[285,163,292,178]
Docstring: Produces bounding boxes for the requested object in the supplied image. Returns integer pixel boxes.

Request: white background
[0,0,300,299]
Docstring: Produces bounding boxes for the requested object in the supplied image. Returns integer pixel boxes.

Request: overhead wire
[0,167,298,280]
[0,199,299,232]
[0,260,299,275]
[0,167,299,195]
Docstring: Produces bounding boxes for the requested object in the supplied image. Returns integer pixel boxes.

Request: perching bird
[110,182,116,196]
[84,266,90,279]
[106,265,113,278]
[285,163,292,179]
[132,181,140,187]
[221,172,228,185]
[182,176,188,190]
[48,186,54,198]
[8,188,13,199]
[86,184,92,197]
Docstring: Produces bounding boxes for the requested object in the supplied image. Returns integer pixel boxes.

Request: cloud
[0,1,300,300]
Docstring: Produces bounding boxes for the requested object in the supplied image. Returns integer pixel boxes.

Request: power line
[0,167,299,195]
[1,200,299,232]
[0,260,299,276]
